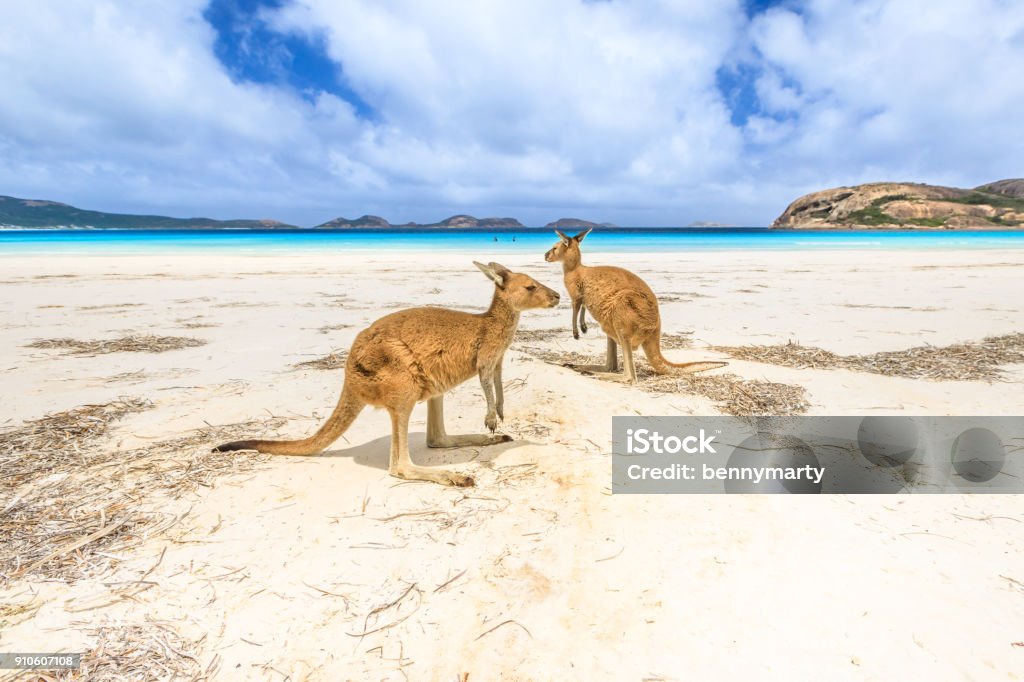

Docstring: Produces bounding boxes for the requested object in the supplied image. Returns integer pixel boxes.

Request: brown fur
[545,228,726,383]
[214,262,560,487]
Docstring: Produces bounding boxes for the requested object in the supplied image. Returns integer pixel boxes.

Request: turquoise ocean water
[2,227,1024,255]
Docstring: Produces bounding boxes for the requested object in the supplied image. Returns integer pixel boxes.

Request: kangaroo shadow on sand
[318,432,535,472]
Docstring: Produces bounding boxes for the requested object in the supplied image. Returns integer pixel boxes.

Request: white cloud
[0,0,1021,226]
[746,0,1024,189]
[0,1,365,220]
[267,0,747,219]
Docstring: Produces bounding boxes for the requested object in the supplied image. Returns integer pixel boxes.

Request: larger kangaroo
[545,229,725,383]
[215,262,560,487]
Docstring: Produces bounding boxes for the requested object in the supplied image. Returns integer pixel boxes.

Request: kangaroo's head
[473,261,560,310]
[544,228,591,264]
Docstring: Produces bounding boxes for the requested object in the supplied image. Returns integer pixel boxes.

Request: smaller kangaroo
[545,228,726,383]
[215,262,560,487]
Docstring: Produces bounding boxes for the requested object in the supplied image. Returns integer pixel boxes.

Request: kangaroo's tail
[214,384,365,456]
[642,334,728,375]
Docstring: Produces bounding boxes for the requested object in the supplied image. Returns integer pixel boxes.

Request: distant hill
[315,214,524,228]
[427,215,523,228]
[316,214,390,228]
[975,179,1024,199]
[0,195,297,229]
[544,218,617,228]
[772,180,1024,229]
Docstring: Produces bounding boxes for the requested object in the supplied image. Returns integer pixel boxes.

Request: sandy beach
[2,248,1024,680]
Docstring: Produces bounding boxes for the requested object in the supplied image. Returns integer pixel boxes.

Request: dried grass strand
[714,333,1024,381]
[0,398,283,583]
[26,335,206,356]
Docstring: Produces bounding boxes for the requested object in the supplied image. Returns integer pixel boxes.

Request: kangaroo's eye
[526,285,537,291]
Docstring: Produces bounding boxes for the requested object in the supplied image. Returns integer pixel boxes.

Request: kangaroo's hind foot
[567,336,621,375]
[425,396,513,450]
[389,401,475,487]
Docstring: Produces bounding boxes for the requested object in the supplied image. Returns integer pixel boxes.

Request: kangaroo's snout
[548,290,560,306]
[544,248,555,262]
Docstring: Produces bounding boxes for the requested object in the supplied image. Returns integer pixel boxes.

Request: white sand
[1,248,1023,680]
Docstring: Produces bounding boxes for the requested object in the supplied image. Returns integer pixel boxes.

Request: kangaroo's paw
[580,321,588,334]
[573,330,579,340]
[439,471,475,487]
[485,413,498,432]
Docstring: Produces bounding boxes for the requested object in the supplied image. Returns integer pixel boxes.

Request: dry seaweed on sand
[78,302,145,311]
[316,323,354,334]
[714,333,1024,381]
[642,368,810,416]
[513,328,693,349]
[518,345,809,416]
[0,397,152,488]
[0,398,285,583]
[51,621,209,681]
[26,334,206,356]
[513,328,567,344]
[660,332,694,350]
[517,345,593,367]
[293,349,349,370]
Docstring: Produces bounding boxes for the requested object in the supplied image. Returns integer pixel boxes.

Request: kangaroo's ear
[487,261,512,279]
[554,229,570,245]
[574,227,593,242]
[473,261,507,288]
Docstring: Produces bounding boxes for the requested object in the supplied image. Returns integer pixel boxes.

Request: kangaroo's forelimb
[494,360,504,421]
[572,298,583,339]
[479,367,499,432]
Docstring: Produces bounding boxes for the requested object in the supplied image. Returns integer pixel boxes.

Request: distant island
[773,179,1024,229]
[316,214,523,229]
[544,218,617,228]
[0,195,297,229]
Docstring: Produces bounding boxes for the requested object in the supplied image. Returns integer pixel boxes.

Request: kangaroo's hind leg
[605,335,619,372]
[617,330,638,384]
[390,400,474,487]
[567,334,623,376]
[425,395,511,449]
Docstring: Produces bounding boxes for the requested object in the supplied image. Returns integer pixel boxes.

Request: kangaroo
[214,262,560,487]
[544,228,726,383]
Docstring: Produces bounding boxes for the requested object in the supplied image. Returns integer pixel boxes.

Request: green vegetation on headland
[0,196,297,229]
[773,179,1024,229]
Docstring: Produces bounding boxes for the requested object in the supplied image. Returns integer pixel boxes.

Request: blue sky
[0,0,1022,226]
